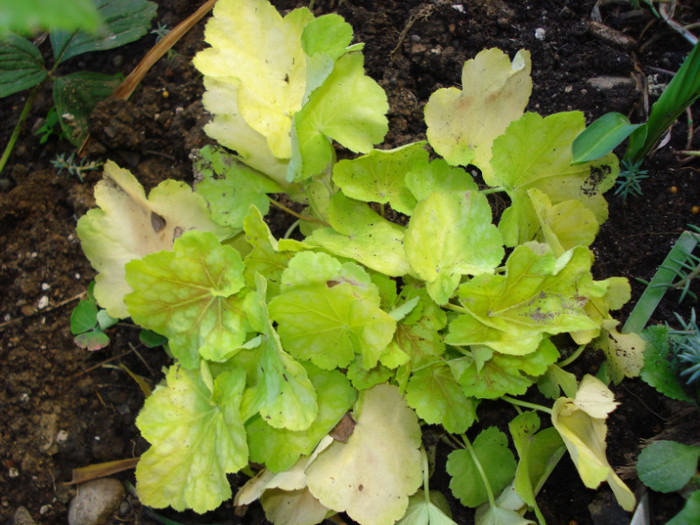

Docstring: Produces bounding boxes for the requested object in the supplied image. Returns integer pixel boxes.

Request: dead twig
[0,291,86,331]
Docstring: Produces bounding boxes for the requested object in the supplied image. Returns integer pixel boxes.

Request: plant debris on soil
[1,1,698,524]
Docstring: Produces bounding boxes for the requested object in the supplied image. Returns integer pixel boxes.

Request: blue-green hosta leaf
[289,51,388,181]
[491,112,618,246]
[405,190,504,305]
[332,142,427,214]
[51,0,157,65]
[405,158,479,202]
[125,231,249,368]
[0,33,47,97]
[246,364,356,472]
[446,244,601,355]
[405,361,478,433]
[308,193,411,276]
[447,427,517,508]
[135,365,248,513]
[269,252,397,370]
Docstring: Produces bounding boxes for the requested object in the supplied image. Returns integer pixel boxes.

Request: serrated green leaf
[332,142,427,214]
[571,112,641,164]
[0,0,102,35]
[405,362,477,433]
[447,427,517,508]
[135,365,248,513]
[537,364,579,399]
[71,300,98,334]
[51,0,157,65]
[591,319,645,384]
[124,231,249,368]
[640,325,696,403]
[637,440,700,493]
[405,190,504,305]
[405,158,478,202]
[0,33,47,97]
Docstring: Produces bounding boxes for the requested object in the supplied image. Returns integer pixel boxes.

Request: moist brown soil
[1,1,699,524]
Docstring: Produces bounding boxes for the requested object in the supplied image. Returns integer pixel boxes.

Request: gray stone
[68,478,125,525]
[13,506,37,525]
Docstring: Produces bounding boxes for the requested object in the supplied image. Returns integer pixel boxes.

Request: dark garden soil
[1,1,699,524]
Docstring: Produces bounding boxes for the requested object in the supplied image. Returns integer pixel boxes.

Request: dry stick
[0,291,86,331]
[78,0,220,156]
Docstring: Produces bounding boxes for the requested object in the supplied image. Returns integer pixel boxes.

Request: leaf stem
[443,302,468,314]
[557,344,587,368]
[480,186,506,195]
[0,86,40,176]
[461,433,496,508]
[268,197,329,225]
[502,395,553,415]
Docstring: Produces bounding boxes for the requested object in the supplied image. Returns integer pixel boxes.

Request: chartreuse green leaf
[246,363,356,472]
[135,365,248,513]
[306,384,423,525]
[332,142,427,215]
[242,275,318,430]
[591,319,645,384]
[405,190,504,305]
[424,48,532,185]
[124,231,249,368]
[571,112,641,164]
[446,244,600,356]
[0,33,47,97]
[308,193,411,276]
[447,427,517,508]
[194,146,281,229]
[492,112,618,246]
[51,0,157,65]
[551,375,635,512]
[405,158,478,202]
[77,161,230,319]
[0,0,102,35]
[269,251,397,370]
[405,361,478,433]
[346,358,394,390]
[289,51,388,181]
[636,440,700,493]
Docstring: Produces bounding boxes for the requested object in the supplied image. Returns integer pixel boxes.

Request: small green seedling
[70,282,118,350]
[51,152,103,181]
[33,107,64,144]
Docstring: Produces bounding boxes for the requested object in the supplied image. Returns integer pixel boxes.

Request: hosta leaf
[446,244,600,355]
[447,427,517,508]
[51,0,157,65]
[306,384,423,525]
[332,142,427,214]
[53,71,122,146]
[124,231,249,368]
[636,440,700,493]
[424,48,531,184]
[405,190,504,305]
[269,252,396,370]
[77,161,230,319]
[135,365,248,513]
[0,33,47,97]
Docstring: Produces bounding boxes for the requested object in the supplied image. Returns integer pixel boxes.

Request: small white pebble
[56,430,69,443]
[37,295,49,309]
[8,467,19,478]
[535,27,546,41]
[451,4,465,13]
[94,435,101,441]
[74,273,81,280]
[565,85,573,93]
[39,505,51,515]
[3,313,10,322]
[19,393,30,403]
[31,252,38,258]
[41,282,50,291]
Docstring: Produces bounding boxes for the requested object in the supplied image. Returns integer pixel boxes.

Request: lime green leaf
[289,51,388,181]
[405,190,504,305]
[347,358,394,390]
[551,375,635,511]
[637,440,700,493]
[446,244,600,355]
[424,48,531,184]
[135,365,248,513]
[447,427,517,508]
[306,383,423,525]
[53,71,122,146]
[194,146,281,229]
[591,319,645,384]
[405,158,478,202]
[640,325,695,403]
[77,161,230,319]
[246,364,356,472]
[125,231,249,368]
[537,364,579,400]
[0,0,102,35]
[667,490,700,525]
[0,34,47,97]
[332,142,427,214]
[491,112,618,246]
[269,252,396,370]
[572,112,641,164]
[405,362,477,433]
[51,0,157,65]
[397,491,458,525]
[307,193,411,276]
[70,300,98,334]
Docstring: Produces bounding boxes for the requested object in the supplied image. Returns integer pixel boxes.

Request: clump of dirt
[1,1,698,524]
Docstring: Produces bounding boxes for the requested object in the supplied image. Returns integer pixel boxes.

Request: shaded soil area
[1,1,699,524]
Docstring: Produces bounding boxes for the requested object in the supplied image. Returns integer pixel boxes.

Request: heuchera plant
[76,1,645,523]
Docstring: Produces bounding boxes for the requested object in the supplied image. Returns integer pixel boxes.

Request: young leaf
[125,231,249,368]
[571,112,641,164]
[53,71,122,146]
[77,161,230,318]
[636,440,700,493]
[405,190,504,305]
[474,505,534,525]
[306,383,423,525]
[50,0,158,65]
[135,365,248,513]
[0,33,47,97]
[424,48,532,184]
[447,427,517,508]
[70,299,99,335]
